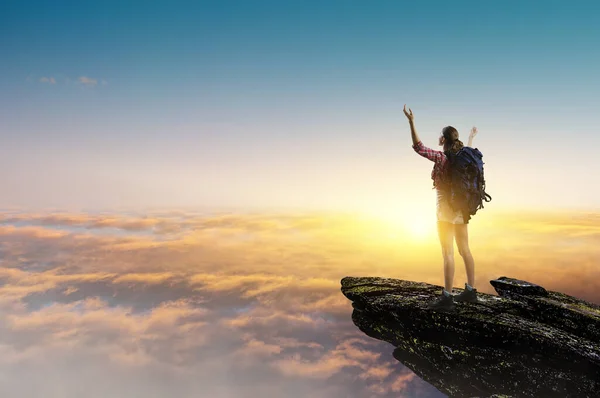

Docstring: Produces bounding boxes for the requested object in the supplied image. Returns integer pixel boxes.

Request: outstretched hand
[469,126,478,138]
[403,104,414,123]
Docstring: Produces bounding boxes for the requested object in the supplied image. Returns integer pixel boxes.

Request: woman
[403,104,478,310]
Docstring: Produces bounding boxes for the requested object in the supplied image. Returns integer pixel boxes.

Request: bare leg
[437,221,455,292]
[454,224,475,287]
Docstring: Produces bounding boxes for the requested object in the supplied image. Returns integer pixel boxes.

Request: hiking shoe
[428,291,455,310]
[454,284,478,303]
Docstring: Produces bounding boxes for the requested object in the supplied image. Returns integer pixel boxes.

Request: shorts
[436,189,466,224]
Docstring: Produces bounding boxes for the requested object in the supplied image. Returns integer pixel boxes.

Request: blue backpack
[445,147,492,222]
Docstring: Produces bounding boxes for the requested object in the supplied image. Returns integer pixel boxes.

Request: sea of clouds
[0,209,598,397]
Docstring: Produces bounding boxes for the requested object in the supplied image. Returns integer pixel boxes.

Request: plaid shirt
[412,140,448,190]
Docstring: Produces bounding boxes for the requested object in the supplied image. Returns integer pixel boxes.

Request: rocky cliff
[340,276,600,398]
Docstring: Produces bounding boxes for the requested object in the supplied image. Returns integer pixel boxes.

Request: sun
[398,212,436,239]
[362,207,436,241]
[407,217,432,238]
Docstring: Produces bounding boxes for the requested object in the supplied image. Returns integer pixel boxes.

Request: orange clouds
[113,272,176,285]
[0,225,69,239]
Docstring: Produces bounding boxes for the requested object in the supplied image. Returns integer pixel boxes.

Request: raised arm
[403,105,421,145]
[467,126,478,147]
[404,105,445,163]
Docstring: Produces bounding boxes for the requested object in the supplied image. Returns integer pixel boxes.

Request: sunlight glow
[360,205,437,242]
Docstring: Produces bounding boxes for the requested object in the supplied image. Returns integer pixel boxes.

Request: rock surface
[340,276,600,398]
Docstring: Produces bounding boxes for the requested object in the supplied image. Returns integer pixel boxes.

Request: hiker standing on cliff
[404,104,482,310]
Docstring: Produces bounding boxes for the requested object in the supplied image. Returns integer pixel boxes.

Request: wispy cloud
[78,76,98,87]
[25,75,107,87]
[39,77,56,84]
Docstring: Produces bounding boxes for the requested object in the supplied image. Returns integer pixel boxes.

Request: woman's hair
[442,126,464,154]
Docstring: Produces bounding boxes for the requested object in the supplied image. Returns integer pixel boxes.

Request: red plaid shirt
[412,140,448,190]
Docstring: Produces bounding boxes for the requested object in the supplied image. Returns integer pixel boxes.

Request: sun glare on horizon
[360,206,437,242]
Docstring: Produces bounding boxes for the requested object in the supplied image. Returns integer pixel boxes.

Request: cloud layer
[0,209,598,397]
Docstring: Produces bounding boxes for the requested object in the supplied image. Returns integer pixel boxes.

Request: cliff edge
[341,276,600,398]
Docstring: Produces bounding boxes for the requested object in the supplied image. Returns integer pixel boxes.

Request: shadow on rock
[341,276,600,398]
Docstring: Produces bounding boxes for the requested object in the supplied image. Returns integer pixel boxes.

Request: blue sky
[1,0,599,212]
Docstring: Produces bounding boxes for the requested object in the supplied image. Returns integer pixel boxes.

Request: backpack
[444,147,492,223]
